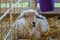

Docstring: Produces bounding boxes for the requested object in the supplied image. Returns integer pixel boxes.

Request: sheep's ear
[36,15,44,19]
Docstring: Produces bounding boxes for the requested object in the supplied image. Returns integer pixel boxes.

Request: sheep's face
[23,12,37,27]
[19,10,42,36]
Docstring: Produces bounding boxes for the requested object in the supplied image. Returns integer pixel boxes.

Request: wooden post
[9,0,13,40]
[21,0,24,11]
[30,0,36,10]
[1,21,2,40]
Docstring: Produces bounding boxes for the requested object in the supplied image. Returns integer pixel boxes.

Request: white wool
[18,10,38,19]
[15,18,26,30]
[36,15,50,32]
[15,10,50,38]
[39,19,49,32]
[22,10,38,15]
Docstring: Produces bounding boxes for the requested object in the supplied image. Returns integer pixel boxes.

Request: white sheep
[15,10,50,39]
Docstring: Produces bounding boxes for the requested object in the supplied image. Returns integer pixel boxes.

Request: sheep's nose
[32,22,36,27]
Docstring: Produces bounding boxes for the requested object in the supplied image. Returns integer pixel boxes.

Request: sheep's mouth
[32,23,36,27]
[32,21,36,27]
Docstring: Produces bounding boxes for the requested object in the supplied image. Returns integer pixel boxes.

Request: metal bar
[3,19,17,40]
[3,13,24,40]
[0,8,11,21]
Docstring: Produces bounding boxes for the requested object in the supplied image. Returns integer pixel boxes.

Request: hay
[45,16,60,40]
[17,16,60,40]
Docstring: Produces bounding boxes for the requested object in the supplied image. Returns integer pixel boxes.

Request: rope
[0,0,21,21]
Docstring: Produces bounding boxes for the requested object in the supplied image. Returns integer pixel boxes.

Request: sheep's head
[17,10,50,38]
[18,10,43,37]
[19,10,39,27]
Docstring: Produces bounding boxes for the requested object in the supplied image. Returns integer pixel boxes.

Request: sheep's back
[36,18,50,32]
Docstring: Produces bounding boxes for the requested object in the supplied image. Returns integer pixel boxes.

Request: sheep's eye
[26,16,29,17]
[24,15,29,18]
[27,16,30,18]
[23,15,26,17]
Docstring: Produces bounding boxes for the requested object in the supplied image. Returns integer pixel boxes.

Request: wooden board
[1,8,24,13]
[1,0,17,3]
